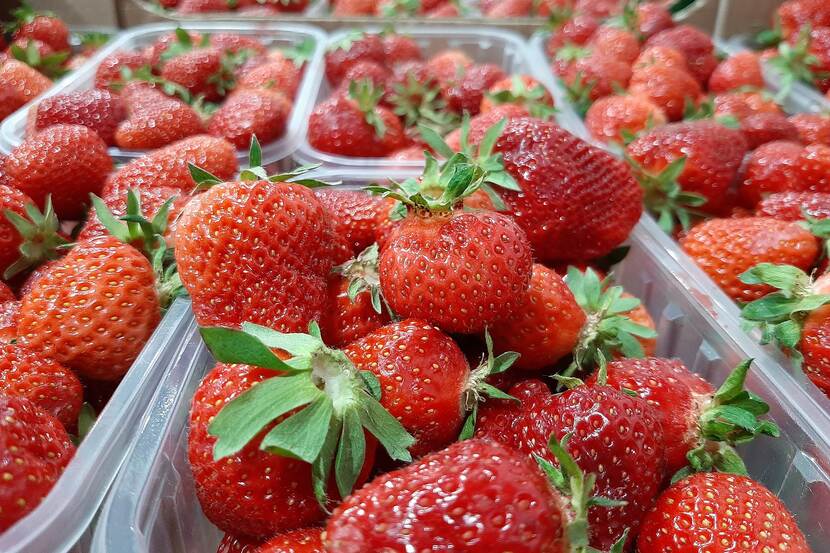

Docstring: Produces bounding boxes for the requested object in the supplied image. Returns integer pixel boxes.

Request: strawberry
[0,58,52,105]
[314,189,387,256]
[585,94,667,144]
[775,26,830,93]
[380,34,422,66]
[29,89,126,146]
[561,53,632,114]
[8,4,70,54]
[485,0,533,17]
[308,80,406,158]
[638,472,810,552]
[646,25,718,85]
[177,0,234,12]
[208,89,292,149]
[17,235,160,380]
[160,46,232,102]
[442,103,528,151]
[0,300,19,342]
[324,33,385,86]
[739,140,805,207]
[374,157,533,334]
[628,63,702,121]
[107,135,237,194]
[588,26,640,65]
[0,184,42,277]
[114,83,205,150]
[209,33,267,57]
[0,85,23,122]
[144,31,202,70]
[740,112,801,149]
[440,63,506,115]
[238,57,302,98]
[633,45,689,72]
[0,395,75,532]
[680,217,819,302]
[757,191,830,221]
[708,51,765,93]
[0,342,82,429]
[546,14,600,53]
[627,121,749,224]
[795,143,830,192]
[713,90,784,120]
[479,74,555,120]
[790,112,830,145]
[331,0,378,16]
[425,50,474,84]
[218,528,323,553]
[778,0,830,39]
[339,60,390,92]
[94,50,149,90]
[637,1,675,39]
[476,380,666,550]
[4,124,112,220]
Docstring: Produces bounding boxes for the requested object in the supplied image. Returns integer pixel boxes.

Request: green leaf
[241,323,323,357]
[459,404,478,440]
[739,263,808,290]
[312,417,341,507]
[359,371,382,401]
[714,359,752,403]
[188,163,223,189]
[741,294,801,321]
[260,395,333,462]
[773,319,801,349]
[479,383,518,402]
[335,407,366,498]
[248,135,263,168]
[713,445,749,476]
[359,396,414,463]
[199,327,299,373]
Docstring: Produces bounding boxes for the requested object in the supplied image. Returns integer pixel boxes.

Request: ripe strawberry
[443,103,528,151]
[680,217,819,302]
[627,121,749,221]
[107,135,237,194]
[238,58,301,98]
[588,26,640,65]
[637,1,675,39]
[314,189,387,256]
[561,53,632,113]
[646,25,718,85]
[94,50,149,90]
[326,439,570,552]
[17,235,160,380]
[713,90,783,119]
[160,46,231,102]
[708,51,765,93]
[425,49,474,84]
[0,184,39,277]
[381,34,422,66]
[495,118,643,261]
[308,80,406,158]
[795,143,830,192]
[144,31,202,69]
[4,124,112,219]
[218,528,323,553]
[30,89,126,146]
[339,60,390,92]
[177,0,234,12]
[0,395,75,532]
[208,89,291,149]
[0,300,19,342]
[739,140,805,207]
[585,94,667,143]
[633,45,689,72]
[546,14,599,53]
[209,33,267,56]
[757,191,830,221]
[324,33,385,86]
[8,5,70,54]
[638,473,810,552]
[740,112,800,149]
[0,58,52,105]
[0,342,82,429]
[477,380,666,550]
[485,0,533,17]
[440,63,506,115]
[331,0,378,16]
[114,83,205,150]
[628,63,702,121]
[778,0,830,39]
[479,74,555,119]
[790,112,830,145]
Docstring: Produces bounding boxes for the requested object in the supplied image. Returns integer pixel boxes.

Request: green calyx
[332,244,386,316]
[562,71,595,118]
[348,79,387,139]
[71,403,97,447]
[625,154,707,233]
[682,96,741,129]
[545,6,574,31]
[739,263,830,366]
[200,321,415,505]
[280,37,316,67]
[458,330,519,440]
[328,30,366,54]
[10,41,69,79]
[604,0,642,38]
[484,75,558,121]
[158,27,211,64]
[116,65,199,107]
[76,31,111,51]
[800,212,830,264]
[4,2,55,34]
[564,267,657,376]
[535,433,629,553]
[418,116,520,210]
[768,25,827,101]
[4,197,70,280]
[673,359,781,483]
[381,0,420,17]
[389,74,460,137]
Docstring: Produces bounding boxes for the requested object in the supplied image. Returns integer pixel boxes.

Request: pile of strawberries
[307,30,554,160]
[22,28,310,152]
[150,0,310,16]
[0,4,110,124]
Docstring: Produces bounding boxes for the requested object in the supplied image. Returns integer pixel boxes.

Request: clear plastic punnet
[292,25,555,171]
[92,175,830,553]
[0,299,195,553]
[0,22,326,170]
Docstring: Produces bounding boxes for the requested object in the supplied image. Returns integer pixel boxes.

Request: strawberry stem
[4,196,70,280]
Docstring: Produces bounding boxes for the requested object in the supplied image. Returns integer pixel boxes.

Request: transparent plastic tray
[292,25,552,171]
[0,299,195,553]
[0,22,326,170]
[92,175,830,552]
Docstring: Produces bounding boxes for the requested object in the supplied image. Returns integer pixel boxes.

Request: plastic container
[292,25,550,171]
[0,299,195,553]
[0,22,326,170]
[92,175,830,553]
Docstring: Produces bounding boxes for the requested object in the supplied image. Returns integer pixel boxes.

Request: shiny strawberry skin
[106,135,238,194]
[790,113,830,146]
[4,124,113,220]
[115,84,205,150]
[319,274,389,347]
[638,472,811,553]
[0,59,51,106]
[798,273,830,395]
[18,236,160,381]
[476,380,666,550]
[176,180,337,331]
[0,300,20,343]
[588,357,714,475]
[0,184,33,276]
[94,50,149,90]
[496,118,643,262]
[14,15,69,53]
[589,26,640,64]
[627,121,749,215]
[314,189,385,256]
[740,112,800,149]
[381,34,422,66]
[160,47,226,102]
[444,104,529,151]
[628,64,702,122]
[209,33,267,56]
[379,210,532,334]
[425,50,474,85]
[713,91,782,120]
[585,94,667,143]
[209,89,291,149]
[144,31,202,69]
[796,143,830,192]
[0,395,75,532]
[308,95,404,158]
[490,264,585,371]
[739,141,805,207]
[0,342,82,430]
[238,58,301,99]
[680,217,819,302]
[646,25,718,85]
[441,63,506,115]
[708,51,765,93]
[562,54,632,101]
[756,191,830,221]
[324,34,385,86]
[546,14,599,53]
[325,439,568,553]
[30,90,126,146]
[637,2,675,38]
[343,319,469,457]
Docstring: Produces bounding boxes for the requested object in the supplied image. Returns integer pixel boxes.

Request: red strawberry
[778,0,830,39]
[4,124,112,219]
[30,89,126,146]
[177,0,234,13]
[628,63,702,121]
[585,94,667,143]
[0,59,52,105]
[218,528,323,553]
[637,1,675,39]
[646,25,718,85]
[633,45,689,72]
[238,58,302,98]
[561,53,632,112]
[638,473,810,552]
[209,33,267,56]
[0,184,37,277]
[107,135,238,194]
[479,74,555,119]
[0,300,19,342]
[547,14,599,54]
[144,31,202,69]
[757,191,830,221]
[443,103,529,151]
[790,113,830,145]
[94,50,149,90]
[440,63,507,115]
[713,90,783,119]
[799,273,830,393]
[680,217,819,302]
[326,439,570,552]
[708,51,765,93]
[208,89,291,149]
[160,46,232,102]
[477,380,666,550]
[331,0,378,16]
[740,112,801,149]
[739,140,805,207]
[9,5,70,54]
[485,0,533,17]
[588,26,640,65]
[381,34,422,66]
[314,189,387,256]
[795,143,830,192]
[0,395,75,532]
[0,342,82,429]
[114,83,205,150]
[324,33,385,86]
[17,235,160,380]
[425,50,474,84]
[339,60,390,92]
